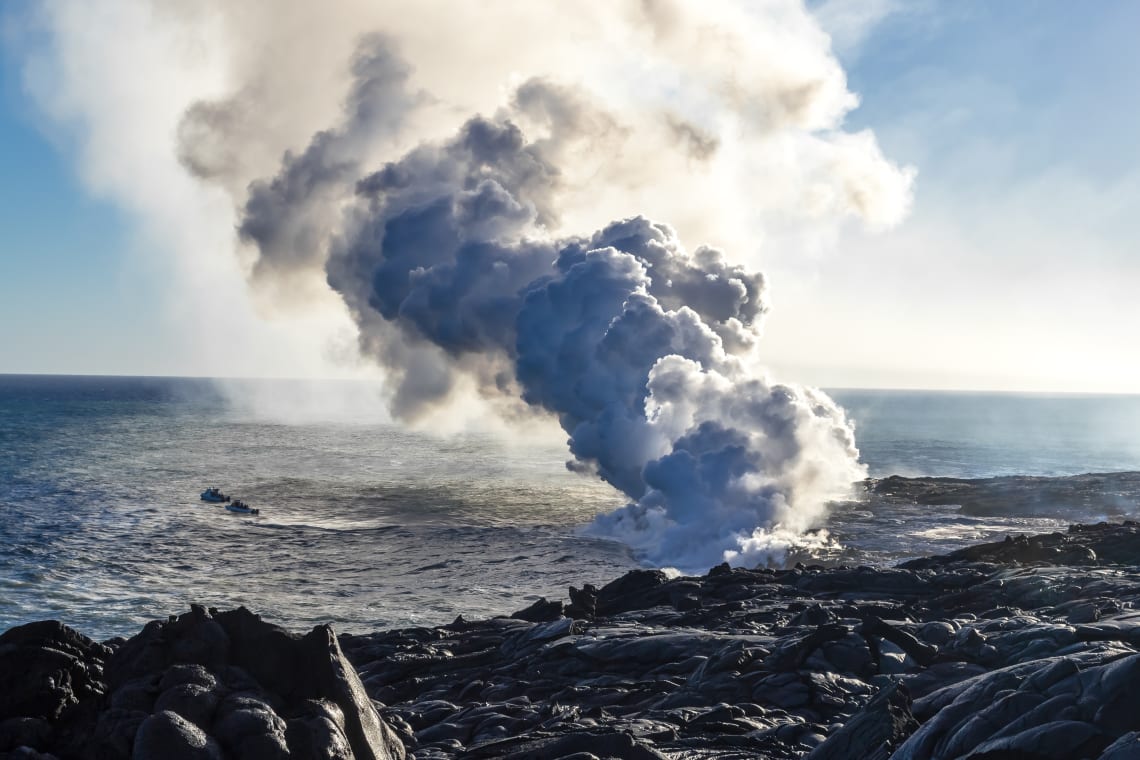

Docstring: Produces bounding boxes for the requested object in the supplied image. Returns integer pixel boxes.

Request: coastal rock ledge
[8,523,1140,759]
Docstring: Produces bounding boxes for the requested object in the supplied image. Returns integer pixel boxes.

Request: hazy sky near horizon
[1,1,1138,394]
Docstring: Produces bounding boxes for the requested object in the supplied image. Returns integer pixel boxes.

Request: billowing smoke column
[231,39,866,569]
[21,0,916,429]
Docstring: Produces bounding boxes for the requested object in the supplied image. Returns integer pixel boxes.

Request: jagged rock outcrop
[0,604,403,760]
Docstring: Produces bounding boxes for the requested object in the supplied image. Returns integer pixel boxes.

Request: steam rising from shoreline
[18,0,913,570]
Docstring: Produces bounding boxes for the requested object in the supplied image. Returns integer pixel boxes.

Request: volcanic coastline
[8,503,1140,757]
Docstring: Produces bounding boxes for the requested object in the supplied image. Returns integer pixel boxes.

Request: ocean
[2,374,1139,640]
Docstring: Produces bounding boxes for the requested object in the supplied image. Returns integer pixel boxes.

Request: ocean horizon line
[1,371,1137,399]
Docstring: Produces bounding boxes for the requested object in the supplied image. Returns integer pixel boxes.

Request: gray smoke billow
[192,36,867,571]
[232,36,422,292]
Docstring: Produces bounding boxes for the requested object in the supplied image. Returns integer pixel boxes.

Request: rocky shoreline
[7,522,1140,759]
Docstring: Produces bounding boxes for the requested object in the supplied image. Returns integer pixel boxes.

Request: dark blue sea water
[2,375,1139,639]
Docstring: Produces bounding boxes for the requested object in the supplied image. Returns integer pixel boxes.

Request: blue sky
[0,37,158,373]
[757,0,1140,392]
[1,1,1138,392]
[841,3,1140,183]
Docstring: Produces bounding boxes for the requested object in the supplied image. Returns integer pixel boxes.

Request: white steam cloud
[16,0,914,570]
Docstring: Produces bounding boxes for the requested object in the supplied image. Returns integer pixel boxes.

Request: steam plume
[20,0,914,570]
[229,49,868,569]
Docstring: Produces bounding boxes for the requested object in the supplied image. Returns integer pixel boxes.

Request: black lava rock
[15,521,1140,759]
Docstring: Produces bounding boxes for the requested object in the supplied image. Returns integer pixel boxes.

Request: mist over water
[3,375,1140,640]
[232,92,872,571]
[165,10,908,573]
[13,2,917,585]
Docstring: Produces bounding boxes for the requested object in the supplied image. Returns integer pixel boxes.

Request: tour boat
[225,500,260,516]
